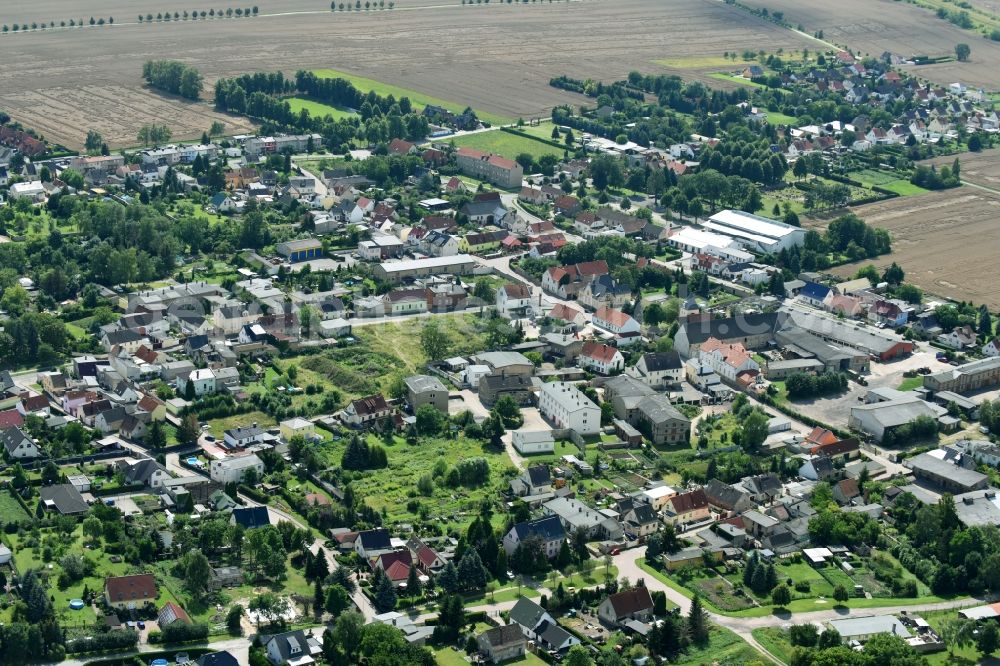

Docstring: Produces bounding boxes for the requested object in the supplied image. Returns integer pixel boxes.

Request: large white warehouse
[703,209,807,254]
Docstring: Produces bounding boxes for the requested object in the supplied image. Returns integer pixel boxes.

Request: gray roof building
[39,483,89,515]
[907,452,989,493]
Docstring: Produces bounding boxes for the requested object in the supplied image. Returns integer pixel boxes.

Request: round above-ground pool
[69,599,85,610]
[150,659,169,666]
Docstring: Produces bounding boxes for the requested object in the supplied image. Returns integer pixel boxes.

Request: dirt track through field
[805,186,1000,309]
[0,0,813,148]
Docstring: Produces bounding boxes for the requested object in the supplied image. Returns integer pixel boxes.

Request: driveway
[867,344,939,388]
[455,389,490,420]
[784,382,868,429]
[501,407,552,472]
[519,407,549,431]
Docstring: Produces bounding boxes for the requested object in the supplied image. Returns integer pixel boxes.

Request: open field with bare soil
[804,187,1000,308]
[925,147,1000,192]
[738,0,1000,90]
[0,0,813,149]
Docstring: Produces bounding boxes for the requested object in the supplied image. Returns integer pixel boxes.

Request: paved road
[58,635,252,666]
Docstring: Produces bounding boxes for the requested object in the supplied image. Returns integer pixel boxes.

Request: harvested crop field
[0,0,812,149]
[738,0,1000,90]
[805,187,1000,308]
[925,147,1000,192]
[0,84,255,151]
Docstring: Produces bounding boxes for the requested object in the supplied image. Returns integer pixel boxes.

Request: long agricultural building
[924,356,1000,394]
[783,311,913,361]
[374,254,479,284]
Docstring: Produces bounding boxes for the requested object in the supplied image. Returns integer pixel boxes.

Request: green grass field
[898,376,925,391]
[311,68,512,126]
[286,97,357,121]
[751,627,796,664]
[65,323,89,341]
[637,558,951,618]
[848,170,928,197]
[314,432,515,532]
[709,72,767,89]
[448,130,564,160]
[875,179,929,196]
[655,56,756,69]
[674,625,762,666]
[0,492,30,523]
[516,120,559,141]
[766,110,798,125]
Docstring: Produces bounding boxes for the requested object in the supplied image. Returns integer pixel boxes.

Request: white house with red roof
[578,341,625,375]
[592,307,640,336]
[496,283,534,318]
[698,336,760,383]
[548,303,587,328]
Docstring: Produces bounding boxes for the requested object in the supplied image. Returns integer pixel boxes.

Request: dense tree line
[881,414,938,448]
[698,136,788,186]
[771,213,891,274]
[910,163,960,190]
[790,633,923,666]
[341,435,389,470]
[891,492,1000,597]
[214,71,431,150]
[785,372,848,399]
[0,570,65,661]
[0,310,70,365]
[142,60,203,100]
